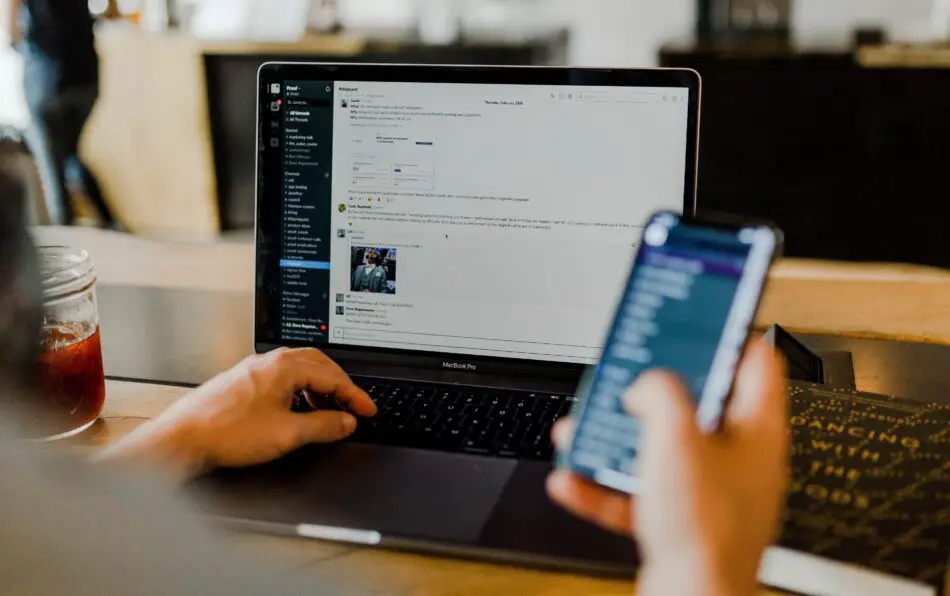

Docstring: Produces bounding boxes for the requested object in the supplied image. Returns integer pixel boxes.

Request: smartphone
[561,211,782,495]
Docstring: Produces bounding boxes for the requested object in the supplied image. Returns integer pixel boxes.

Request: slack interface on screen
[273,81,335,342]
[272,80,690,364]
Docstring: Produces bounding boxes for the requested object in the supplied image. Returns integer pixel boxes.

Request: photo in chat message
[351,246,397,294]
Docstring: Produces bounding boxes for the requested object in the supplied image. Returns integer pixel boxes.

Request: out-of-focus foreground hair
[0,133,44,427]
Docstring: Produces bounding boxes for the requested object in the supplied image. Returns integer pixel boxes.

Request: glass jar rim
[37,245,96,301]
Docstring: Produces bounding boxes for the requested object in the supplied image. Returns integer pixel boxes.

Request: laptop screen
[257,66,698,367]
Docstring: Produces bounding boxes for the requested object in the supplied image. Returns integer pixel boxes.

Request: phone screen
[564,211,778,494]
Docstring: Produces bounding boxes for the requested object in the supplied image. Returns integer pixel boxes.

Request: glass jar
[33,246,106,440]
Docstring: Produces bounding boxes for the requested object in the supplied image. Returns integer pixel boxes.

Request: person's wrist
[95,414,210,484]
[638,553,759,596]
[152,414,211,479]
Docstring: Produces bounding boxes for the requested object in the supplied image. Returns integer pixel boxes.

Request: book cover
[780,381,950,590]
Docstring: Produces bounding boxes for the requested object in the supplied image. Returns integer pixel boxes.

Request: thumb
[622,370,701,453]
[723,337,788,443]
[293,411,358,446]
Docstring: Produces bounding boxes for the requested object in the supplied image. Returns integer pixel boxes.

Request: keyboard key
[461,393,484,406]
[485,420,509,437]
[415,400,435,412]
[519,426,538,445]
[438,391,459,403]
[412,388,436,400]
[466,404,494,417]
[528,447,552,460]
[490,396,511,408]
[475,427,495,442]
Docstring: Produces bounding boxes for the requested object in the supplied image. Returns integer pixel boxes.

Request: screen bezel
[255,63,702,382]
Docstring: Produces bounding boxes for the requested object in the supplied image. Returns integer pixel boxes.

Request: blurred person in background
[0,158,788,595]
[5,0,120,229]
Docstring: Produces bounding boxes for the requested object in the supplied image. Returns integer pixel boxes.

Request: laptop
[190,63,701,575]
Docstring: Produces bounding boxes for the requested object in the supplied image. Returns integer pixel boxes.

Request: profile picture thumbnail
[351,246,397,294]
[341,99,349,108]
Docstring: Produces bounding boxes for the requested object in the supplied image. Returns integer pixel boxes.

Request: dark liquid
[35,325,106,438]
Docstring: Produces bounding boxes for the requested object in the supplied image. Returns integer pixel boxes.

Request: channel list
[278,81,336,342]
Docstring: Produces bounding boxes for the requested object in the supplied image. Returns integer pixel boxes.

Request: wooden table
[36,226,950,595]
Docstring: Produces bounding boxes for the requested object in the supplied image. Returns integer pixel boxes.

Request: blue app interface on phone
[568,215,764,493]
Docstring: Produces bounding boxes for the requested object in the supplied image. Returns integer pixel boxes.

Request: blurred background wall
[0,0,940,123]
[0,0,939,125]
[2,0,949,265]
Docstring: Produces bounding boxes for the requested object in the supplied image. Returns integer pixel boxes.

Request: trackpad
[188,443,517,543]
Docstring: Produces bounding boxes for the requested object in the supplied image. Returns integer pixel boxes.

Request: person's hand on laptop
[96,348,376,483]
[547,338,788,596]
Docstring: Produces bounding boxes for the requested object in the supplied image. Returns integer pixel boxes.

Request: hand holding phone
[560,211,782,495]
[548,338,789,596]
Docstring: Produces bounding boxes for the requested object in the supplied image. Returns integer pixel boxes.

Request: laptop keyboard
[346,376,577,461]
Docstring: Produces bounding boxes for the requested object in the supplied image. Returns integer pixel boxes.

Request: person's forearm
[637,558,759,596]
[93,417,208,485]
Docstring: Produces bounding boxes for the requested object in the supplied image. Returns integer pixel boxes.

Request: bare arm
[5,0,21,47]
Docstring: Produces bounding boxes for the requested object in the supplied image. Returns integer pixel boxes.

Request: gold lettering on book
[791,418,921,449]
[810,440,881,462]
[789,480,871,508]
[810,401,846,413]
[809,461,862,481]
[782,383,950,582]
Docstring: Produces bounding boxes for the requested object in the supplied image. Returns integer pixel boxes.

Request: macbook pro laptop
[190,63,701,575]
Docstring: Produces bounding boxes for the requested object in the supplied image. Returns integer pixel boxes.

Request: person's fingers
[291,411,358,446]
[268,350,377,416]
[622,370,701,451]
[290,347,347,375]
[551,418,575,450]
[722,337,787,443]
[273,348,346,379]
[324,383,377,417]
[546,470,636,536]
